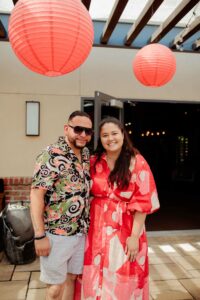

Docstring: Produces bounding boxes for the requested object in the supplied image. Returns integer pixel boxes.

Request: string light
[175,2,200,51]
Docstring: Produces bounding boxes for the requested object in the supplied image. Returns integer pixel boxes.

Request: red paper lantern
[9,0,94,76]
[133,44,176,87]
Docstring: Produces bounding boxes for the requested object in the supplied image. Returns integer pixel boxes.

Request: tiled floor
[0,230,200,299]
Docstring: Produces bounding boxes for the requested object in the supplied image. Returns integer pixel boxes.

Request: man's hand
[34,236,51,256]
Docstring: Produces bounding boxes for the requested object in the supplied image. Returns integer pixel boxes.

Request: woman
[81,117,160,299]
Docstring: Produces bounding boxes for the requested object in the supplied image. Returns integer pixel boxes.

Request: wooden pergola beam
[125,0,164,46]
[81,0,91,10]
[192,38,200,50]
[171,16,200,48]
[150,0,200,43]
[101,0,129,44]
[0,19,7,39]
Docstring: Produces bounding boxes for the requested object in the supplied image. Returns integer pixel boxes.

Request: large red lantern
[133,44,176,87]
[9,0,94,76]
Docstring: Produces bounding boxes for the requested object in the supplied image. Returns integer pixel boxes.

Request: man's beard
[71,139,86,149]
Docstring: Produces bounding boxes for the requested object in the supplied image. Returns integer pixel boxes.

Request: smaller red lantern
[133,44,176,87]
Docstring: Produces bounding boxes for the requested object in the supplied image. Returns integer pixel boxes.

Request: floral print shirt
[31,136,90,236]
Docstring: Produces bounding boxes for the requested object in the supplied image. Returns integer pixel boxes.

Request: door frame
[82,91,124,148]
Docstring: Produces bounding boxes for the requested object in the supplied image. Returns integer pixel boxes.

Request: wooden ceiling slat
[82,0,91,10]
[101,0,129,44]
[171,16,200,48]
[2,0,199,53]
[150,0,200,43]
[0,19,7,39]
[193,38,200,50]
[125,0,164,46]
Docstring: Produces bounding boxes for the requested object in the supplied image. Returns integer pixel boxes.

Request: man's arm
[30,188,51,256]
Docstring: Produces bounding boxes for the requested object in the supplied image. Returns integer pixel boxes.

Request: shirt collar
[57,136,89,162]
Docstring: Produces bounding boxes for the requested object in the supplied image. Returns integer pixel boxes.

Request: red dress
[81,153,160,300]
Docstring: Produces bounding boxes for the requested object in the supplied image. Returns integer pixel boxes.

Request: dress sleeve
[31,148,59,191]
[127,154,160,214]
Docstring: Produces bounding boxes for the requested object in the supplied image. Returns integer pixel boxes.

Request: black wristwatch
[34,233,46,240]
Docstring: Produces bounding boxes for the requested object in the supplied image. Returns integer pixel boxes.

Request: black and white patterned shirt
[31,136,90,236]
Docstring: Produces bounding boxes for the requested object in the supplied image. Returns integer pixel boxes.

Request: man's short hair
[68,110,92,122]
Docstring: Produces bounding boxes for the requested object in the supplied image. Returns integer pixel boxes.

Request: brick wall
[3,177,32,203]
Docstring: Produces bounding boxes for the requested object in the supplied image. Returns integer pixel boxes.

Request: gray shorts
[40,232,86,285]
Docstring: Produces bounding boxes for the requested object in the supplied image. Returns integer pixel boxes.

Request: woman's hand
[125,235,139,262]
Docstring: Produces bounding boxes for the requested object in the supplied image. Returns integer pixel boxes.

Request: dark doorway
[123,101,200,231]
[83,96,200,231]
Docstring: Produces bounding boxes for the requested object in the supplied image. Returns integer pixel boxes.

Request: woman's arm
[125,211,146,262]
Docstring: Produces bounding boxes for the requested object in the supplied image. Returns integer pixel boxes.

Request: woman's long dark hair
[94,117,139,189]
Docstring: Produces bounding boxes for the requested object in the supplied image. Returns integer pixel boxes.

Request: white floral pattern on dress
[79,154,160,300]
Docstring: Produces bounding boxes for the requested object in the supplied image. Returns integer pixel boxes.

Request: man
[30,111,93,300]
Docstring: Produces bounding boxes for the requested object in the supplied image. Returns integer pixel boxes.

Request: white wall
[0,42,200,176]
[81,47,200,101]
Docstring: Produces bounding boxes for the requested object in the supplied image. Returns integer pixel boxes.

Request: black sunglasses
[68,125,93,136]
